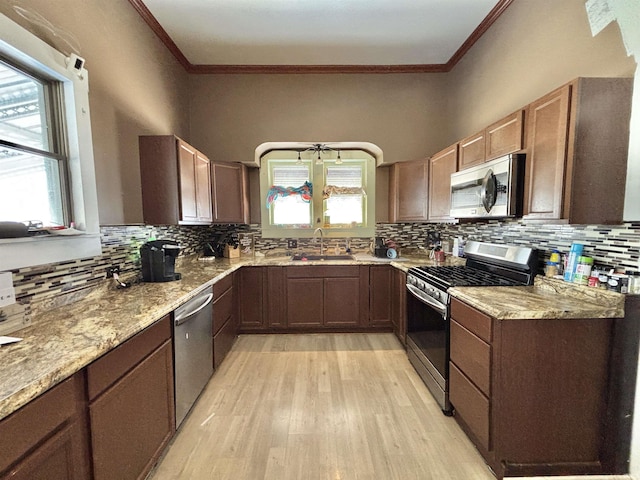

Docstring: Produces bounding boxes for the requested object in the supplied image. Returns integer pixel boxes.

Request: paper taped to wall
[0,272,15,308]
[585,0,615,37]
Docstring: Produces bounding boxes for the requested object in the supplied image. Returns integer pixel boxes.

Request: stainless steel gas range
[405,240,538,414]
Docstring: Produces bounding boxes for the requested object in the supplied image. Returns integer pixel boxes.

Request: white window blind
[326,166,362,187]
[272,165,309,186]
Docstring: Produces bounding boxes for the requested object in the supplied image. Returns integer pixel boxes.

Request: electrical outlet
[287,239,298,249]
[106,266,120,278]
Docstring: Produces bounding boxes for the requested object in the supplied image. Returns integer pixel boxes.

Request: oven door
[405,282,451,413]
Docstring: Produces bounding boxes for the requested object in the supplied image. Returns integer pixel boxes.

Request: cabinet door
[195,151,213,222]
[287,277,324,327]
[485,110,524,160]
[178,140,199,222]
[459,132,486,169]
[523,84,571,220]
[324,277,362,327]
[389,159,429,222]
[0,374,90,480]
[212,162,249,223]
[90,341,174,480]
[238,267,267,330]
[369,265,392,328]
[428,144,458,220]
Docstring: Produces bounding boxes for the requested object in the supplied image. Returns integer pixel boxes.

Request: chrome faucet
[313,227,325,255]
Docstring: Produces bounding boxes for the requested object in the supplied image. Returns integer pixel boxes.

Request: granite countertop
[449,276,626,320]
[0,252,625,422]
[0,251,438,421]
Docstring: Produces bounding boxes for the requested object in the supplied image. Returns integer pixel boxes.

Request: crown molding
[129,0,514,75]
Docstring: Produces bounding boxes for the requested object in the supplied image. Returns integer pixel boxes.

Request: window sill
[0,234,102,271]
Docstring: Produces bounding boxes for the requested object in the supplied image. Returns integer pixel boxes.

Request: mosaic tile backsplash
[6,220,640,310]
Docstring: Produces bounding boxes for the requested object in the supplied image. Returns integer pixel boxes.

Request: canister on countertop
[573,256,593,285]
[564,243,584,282]
[630,272,640,294]
[588,266,600,287]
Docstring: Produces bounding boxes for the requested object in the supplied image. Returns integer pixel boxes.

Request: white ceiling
[141,0,503,66]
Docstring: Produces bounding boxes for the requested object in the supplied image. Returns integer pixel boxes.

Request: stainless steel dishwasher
[173,287,214,427]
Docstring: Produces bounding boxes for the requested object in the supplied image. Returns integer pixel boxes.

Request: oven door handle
[406,284,447,317]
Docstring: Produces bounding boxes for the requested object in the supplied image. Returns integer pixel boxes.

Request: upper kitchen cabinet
[523,78,632,224]
[211,162,250,224]
[139,136,213,225]
[459,131,486,170]
[428,143,458,221]
[389,158,429,222]
[485,110,524,161]
[458,110,524,170]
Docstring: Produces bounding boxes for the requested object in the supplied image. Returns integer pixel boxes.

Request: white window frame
[260,149,376,238]
[0,14,101,271]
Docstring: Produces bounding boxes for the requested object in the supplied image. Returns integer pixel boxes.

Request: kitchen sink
[290,253,355,261]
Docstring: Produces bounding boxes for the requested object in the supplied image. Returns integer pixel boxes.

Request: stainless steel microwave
[449,153,526,219]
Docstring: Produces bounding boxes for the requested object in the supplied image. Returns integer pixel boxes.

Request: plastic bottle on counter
[564,243,584,282]
[573,256,593,285]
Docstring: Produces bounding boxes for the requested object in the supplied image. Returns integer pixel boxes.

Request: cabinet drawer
[213,274,232,297]
[450,320,491,396]
[450,298,492,343]
[450,362,490,451]
[213,287,233,335]
[87,315,171,401]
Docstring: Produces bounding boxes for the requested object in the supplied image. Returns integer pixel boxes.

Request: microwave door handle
[481,169,497,213]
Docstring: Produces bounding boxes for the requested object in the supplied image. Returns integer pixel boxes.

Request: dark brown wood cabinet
[139,135,213,225]
[0,373,91,480]
[213,274,237,369]
[237,267,268,330]
[449,297,617,479]
[523,78,632,224]
[369,265,393,328]
[390,268,407,346]
[389,159,429,222]
[285,266,369,329]
[87,316,174,480]
[428,143,458,221]
[211,162,250,224]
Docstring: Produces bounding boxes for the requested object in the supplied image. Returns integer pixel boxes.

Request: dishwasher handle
[174,292,214,326]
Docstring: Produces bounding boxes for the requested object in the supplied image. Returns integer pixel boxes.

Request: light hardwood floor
[149,333,633,480]
[150,333,496,480]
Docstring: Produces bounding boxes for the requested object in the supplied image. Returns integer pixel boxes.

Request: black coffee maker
[140,239,182,282]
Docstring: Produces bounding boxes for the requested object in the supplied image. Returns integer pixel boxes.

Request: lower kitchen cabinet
[369,265,393,328]
[0,373,91,480]
[390,268,407,345]
[212,274,237,368]
[449,297,617,479]
[87,316,174,480]
[238,267,268,330]
[285,266,369,329]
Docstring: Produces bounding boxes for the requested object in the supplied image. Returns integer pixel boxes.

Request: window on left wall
[0,13,101,271]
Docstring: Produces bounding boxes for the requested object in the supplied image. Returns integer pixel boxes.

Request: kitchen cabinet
[0,373,91,480]
[390,268,407,346]
[212,274,237,369]
[87,315,174,480]
[458,131,485,169]
[485,110,524,160]
[285,266,369,329]
[523,78,632,224]
[369,265,393,328]
[211,162,250,224]
[458,110,523,171]
[428,143,458,221]
[237,267,268,331]
[139,135,213,225]
[449,297,616,479]
[389,158,429,222]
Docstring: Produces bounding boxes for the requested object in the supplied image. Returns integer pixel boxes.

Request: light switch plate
[287,239,298,249]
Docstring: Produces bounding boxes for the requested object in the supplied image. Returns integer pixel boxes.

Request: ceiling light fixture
[296,152,302,165]
[335,150,342,165]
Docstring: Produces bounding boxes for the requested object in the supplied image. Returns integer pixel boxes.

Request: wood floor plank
[149,333,496,480]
